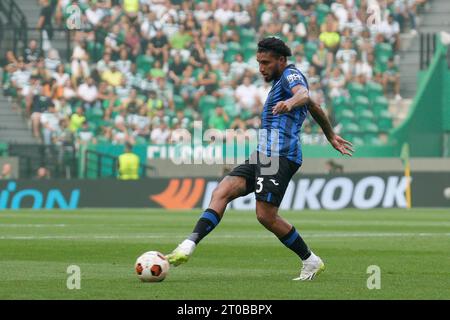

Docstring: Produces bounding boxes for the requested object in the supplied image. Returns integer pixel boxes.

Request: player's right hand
[329,135,353,156]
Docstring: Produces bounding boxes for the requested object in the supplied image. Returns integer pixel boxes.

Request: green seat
[183,108,195,121]
[193,67,203,79]
[357,109,375,121]
[135,136,148,144]
[345,134,364,146]
[377,110,393,131]
[366,81,384,103]
[332,95,350,107]
[373,96,389,115]
[343,122,361,134]
[361,121,379,134]
[242,42,258,62]
[199,95,218,119]
[173,95,184,110]
[85,108,104,122]
[348,82,366,99]
[353,96,370,116]
[136,55,154,75]
[363,133,381,145]
[335,108,355,121]
[316,3,330,25]
[375,108,391,119]
[304,41,318,62]
[239,28,256,45]
[86,41,104,62]
[339,116,354,127]
[224,42,242,63]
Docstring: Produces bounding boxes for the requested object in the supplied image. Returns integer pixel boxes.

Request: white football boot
[293,252,325,281]
[165,239,196,266]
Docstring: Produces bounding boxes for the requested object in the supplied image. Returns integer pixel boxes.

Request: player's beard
[264,66,280,82]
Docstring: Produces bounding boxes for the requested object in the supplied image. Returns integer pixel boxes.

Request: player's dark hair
[257,37,292,58]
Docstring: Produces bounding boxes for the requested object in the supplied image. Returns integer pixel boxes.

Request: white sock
[304,251,319,263]
[180,239,196,254]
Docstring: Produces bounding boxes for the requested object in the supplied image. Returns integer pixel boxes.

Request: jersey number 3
[256,177,264,193]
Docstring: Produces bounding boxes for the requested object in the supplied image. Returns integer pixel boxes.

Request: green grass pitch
[0,208,449,300]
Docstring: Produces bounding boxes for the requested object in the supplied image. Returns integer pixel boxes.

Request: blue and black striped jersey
[257,64,309,164]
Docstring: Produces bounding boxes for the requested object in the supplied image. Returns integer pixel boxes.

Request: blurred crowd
[1,0,429,148]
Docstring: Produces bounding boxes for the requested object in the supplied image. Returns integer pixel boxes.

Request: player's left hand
[272,101,293,115]
[329,135,354,156]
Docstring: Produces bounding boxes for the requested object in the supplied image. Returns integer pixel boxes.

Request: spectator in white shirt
[355,58,373,80]
[85,2,105,27]
[229,53,249,81]
[77,77,100,110]
[41,104,60,145]
[151,121,171,145]
[115,48,132,75]
[194,2,213,24]
[232,3,251,26]
[205,38,224,69]
[214,2,234,25]
[336,38,358,65]
[379,15,400,50]
[131,107,151,140]
[235,76,258,113]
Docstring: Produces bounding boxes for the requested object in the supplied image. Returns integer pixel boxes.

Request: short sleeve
[282,67,309,92]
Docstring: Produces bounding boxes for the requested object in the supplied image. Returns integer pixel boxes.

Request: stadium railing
[0,0,28,57]
[84,149,157,179]
[7,143,77,179]
[420,33,437,70]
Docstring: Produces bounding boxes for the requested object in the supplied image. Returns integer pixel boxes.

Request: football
[135,251,170,282]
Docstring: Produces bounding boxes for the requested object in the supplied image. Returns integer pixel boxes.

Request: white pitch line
[0,224,66,228]
[1,232,450,240]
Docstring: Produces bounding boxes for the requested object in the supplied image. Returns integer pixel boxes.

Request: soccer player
[166,37,353,280]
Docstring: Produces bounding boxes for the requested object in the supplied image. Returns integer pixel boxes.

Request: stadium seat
[85,107,104,122]
[377,110,393,131]
[335,108,355,121]
[345,133,364,146]
[224,42,242,64]
[357,109,375,121]
[344,122,361,133]
[372,96,389,115]
[242,42,258,62]
[304,41,318,62]
[363,133,381,145]
[353,96,370,116]
[239,28,256,46]
[366,81,384,103]
[86,41,104,62]
[199,95,218,119]
[316,3,331,25]
[173,95,184,111]
[136,55,154,75]
[347,82,366,99]
[360,121,379,134]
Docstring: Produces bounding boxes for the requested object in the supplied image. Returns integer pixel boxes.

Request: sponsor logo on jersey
[286,73,302,83]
